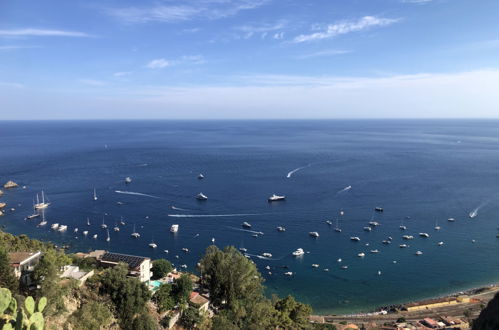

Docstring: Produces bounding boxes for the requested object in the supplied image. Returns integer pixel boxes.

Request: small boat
[437,241,444,246]
[93,188,98,201]
[242,222,252,228]
[382,240,391,245]
[277,226,286,232]
[325,220,333,225]
[131,224,140,238]
[388,236,393,240]
[469,210,477,218]
[284,272,293,276]
[378,270,382,275]
[402,235,414,240]
[341,265,348,269]
[101,217,107,229]
[113,225,120,232]
[339,210,344,216]
[292,248,304,256]
[357,252,365,257]
[83,231,88,236]
[25,213,40,220]
[309,231,319,238]
[196,192,208,200]
[164,250,169,253]
[74,228,78,233]
[211,237,215,243]
[311,264,319,268]
[434,220,441,230]
[374,207,383,212]
[399,244,408,248]
[262,253,272,258]
[86,217,91,226]
[58,225,68,232]
[239,248,247,252]
[38,220,47,226]
[350,236,361,241]
[370,249,380,254]
[268,194,286,202]
[368,221,380,226]
[415,250,423,256]
[51,223,59,230]
[419,233,430,238]
[198,173,204,179]
[106,229,110,242]
[334,218,342,232]
[116,201,125,205]
[149,239,157,248]
[34,191,50,210]
[447,217,456,222]
[363,226,372,232]
[180,264,187,269]
[324,268,329,272]
[399,225,407,230]
[252,234,259,238]
[337,258,342,262]
[93,234,98,239]
[170,224,179,233]
[182,248,189,253]
[125,177,132,184]
[119,217,126,225]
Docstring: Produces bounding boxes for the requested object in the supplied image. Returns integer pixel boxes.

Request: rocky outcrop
[473,292,499,330]
[3,181,18,189]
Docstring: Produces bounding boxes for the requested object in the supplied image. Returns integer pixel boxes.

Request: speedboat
[242,222,252,228]
[125,177,132,184]
[447,217,456,222]
[363,226,372,232]
[357,252,365,257]
[34,191,50,210]
[419,233,430,238]
[469,210,477,218]
[196,192,208,200]
[262,253,272,258]
[239,248,247,252]
[292,248,305,256]
[399,244,408,248]
[198,173,204,179]
[370,249,380,254]
[51,223,59,230]
[325,220,333,225]
[415,250,423,255]
[437,241,444,246]
[311,264,319,268]
[350,236,361,241]
[268,194,286,202]
[374,207,383,212]
[170,224,179,233]
[58,225,68,232]
[309,231,319,238]
[368,221,380,226]
[276,226,286,232]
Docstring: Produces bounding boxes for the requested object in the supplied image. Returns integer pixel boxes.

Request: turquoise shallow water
[0,120,498,314]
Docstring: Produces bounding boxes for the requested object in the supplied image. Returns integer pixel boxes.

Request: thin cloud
[401,0,434,3]
[0,45,40,50]
[295,49,351,59]
[147,59,170,69]
[0,81,24,88]
[80,79,107,86]
[293,16,400,43]
[114,71,132,77]
[0,28,91,38]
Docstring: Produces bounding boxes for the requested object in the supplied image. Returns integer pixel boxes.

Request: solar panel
[101,252,148,269]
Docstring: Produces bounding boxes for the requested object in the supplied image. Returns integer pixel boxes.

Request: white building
[99,252,152,282]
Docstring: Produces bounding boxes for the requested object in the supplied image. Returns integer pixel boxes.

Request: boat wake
[226,226,264,235]
[244,253,282,261]
[337,185,352,194]
[286,164,311,178]
[171,206,192,211]
[469,200,490,218]
[168,213,261,218]
[114,190,161,199]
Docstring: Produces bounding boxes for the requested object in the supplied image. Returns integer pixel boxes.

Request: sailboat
[119,216,125,226]
[106,229,110,242]
[131,224,140,238]
[87,217,91,226]
[34,191,50,210]
[334,218,342,232]
[37,211,47,227]
[25,199,40,220]
[101,216,107,229]
[113,223,120,232]
[149,238,157,248]
[434,220,441,230]
[93,188,98,201]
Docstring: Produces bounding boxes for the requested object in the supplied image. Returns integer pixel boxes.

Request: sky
[1,0,499,119]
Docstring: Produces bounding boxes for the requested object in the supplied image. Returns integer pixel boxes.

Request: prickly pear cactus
[28,312,43,330]
[2,323,14,330]
[35,298,46,314]
[0,288,12,314]
[24,297,34,317]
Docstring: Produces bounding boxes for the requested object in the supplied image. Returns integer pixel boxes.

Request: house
[8,251,42,285]
[99,252,152,282]
[60,265,94,286]
[189,292,210,313]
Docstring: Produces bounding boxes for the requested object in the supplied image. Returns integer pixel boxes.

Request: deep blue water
[1,120,498,314]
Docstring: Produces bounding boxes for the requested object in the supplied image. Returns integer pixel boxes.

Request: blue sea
[1,120,498,314]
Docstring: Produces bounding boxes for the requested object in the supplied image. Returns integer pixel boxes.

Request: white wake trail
[337,185,352,194]
[115,190,161,199]
[225,226,264,235]
[286,164,311,178]
[171,206,192,211]
[168,213,261,218]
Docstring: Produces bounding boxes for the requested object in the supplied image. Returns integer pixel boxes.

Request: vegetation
[69,301,113,330]
[152,283,175,312]
[151,259,172,280]
[171,274,193,305]
[0,246,18,292]
[179,306,201,328]
[0,287,47,330]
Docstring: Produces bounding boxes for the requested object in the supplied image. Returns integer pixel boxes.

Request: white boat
[74,228,78,233]
[87,217,91,226]
[437,241,444,246]
[311,264,319,268]
[374,207,383,212]
[211,237,215,243]
[83,231,88,236]
[180,264,187,269]
[182,248,189,253]
[399,244,408,248]
[469,210,477,218]
[38,220,47,226]
[370,249,380,254]
[58,225,68,232]
[339,210,344,216]
[51,223,59,230]
[101,217,107,229]
[276,226,286,232]
[196,192,208,200]
[419,232,430,238]
[325,220,332,225]
[93,188,98,201]
[341,265,348,269]
[262,253,272,258]
[268,194,286,202]
[131,224,140,238]
[149,239,157,248]
[198,173,204,179]
[368,221,380,226]
[434,220,441,230]
[239,248,247,252]
[350,236,360,241]
[125,177,132,184]
[415,250,423,255]
[284,272,293,276]
[357,252,365,257]
[292,248,304,256]
[402,235,414,240]
[242,222,252,228]
[309,231,319,238]
[170,224,179,233]
[447,217,455,222]
[382,240,391,244]
[399,225,407,230]
[363,226,372,232]
[378,270,382,276]
[106,229,110,242]
[34,191,50,210]
[337,258,342,262]
[334,218,342,232]
[113,225,120,232]
[93,234,98,239]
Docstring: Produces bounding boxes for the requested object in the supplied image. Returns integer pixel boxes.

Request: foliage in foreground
[0,287,47,330]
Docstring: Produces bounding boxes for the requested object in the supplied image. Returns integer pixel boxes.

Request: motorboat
[242,222,252,228]
[262,253,272,258]
[74,228,78,233]
[83,231,88,236]
[93,234,98,239]
[324,268,329,272]
[149,240,157,248]
[469,210,477,218]
[337,258,342,262]
[350,236,360,241]
[368,221,380,226]
[326,220,332,225]
[170,224,179,233]
[182,248,189,253]
[447,217,456,222]
[38,220,47,226]
[268,194,286,202]
[58,225,68,232]
[402,235,414,240]
[125,177,132,184]
[399,244,408,248]
[309,231,319,238]
[415,250,423,256]
[374,207,383,212]
[341,265,348,269]
[198,173,204,179]
[180,264,187,269]
[357,252,365,257]
[437,241,444,246]
[113,225,120,232]
[363,226,372,232]
[382,240,391,245]
[25,213,40,220]
[399,225,407,230]
[284,272,293,276]
[196,192,208,200]
[51,223,59,230]
[311,264,319,268]
[370,249,380,254]
[276,226,286,232]
[419,233,430,238]
[239,248,247,252]
[292,248,305,256]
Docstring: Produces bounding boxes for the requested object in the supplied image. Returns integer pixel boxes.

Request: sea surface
[0,120,498,314]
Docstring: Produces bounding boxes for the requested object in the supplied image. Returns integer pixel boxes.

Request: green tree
[69,301,113,330]
[151,259,172,280]
[130,313,157,330]
[0,245,18,292]
[274,295,313,329]
[198,245,263,309]
[179,306,201,328]
[172,274,193,305]
[152,283,175,312]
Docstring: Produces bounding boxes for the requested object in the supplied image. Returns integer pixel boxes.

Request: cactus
[2,323,14,330]
[23,298,34,317]
[35,299,45,315]
[8,297,16,315]
[0,288,12,314]
[0,288,47,330]
[28,313,43,330]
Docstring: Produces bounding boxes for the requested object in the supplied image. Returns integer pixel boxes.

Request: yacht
[363,226,372,232]
[93,188,98,201]
[292,248,305,256]
[51,223,59,230]
[101,217,107,229]
[311,264,319,268]
[374,207,383,212]
[268,194,286,202]
[25,213,40,220]
[149,239,157,248]
[447,217,456,222]
[58,225,68,232]
[437,241,444,246]
[262,253,272,258]
[125,177,132,184]
[198,173,204,179]
[34,191,50,210]
[350,236,361,241]
[170,224,179,233]
[370,249,380,254]
[106,229,110,242]
[309,231,319,238]
[93,234,98,239]
[196,192,208,200]
[83,231,88,236]
[242,222,252,228]
[131,224,140,238]
[399,244,408,248]
[415,250,423,256]
[357,252,365,257]
[276,226,286,232]
[402,235,414,240]
[419,233,430,238]
[368,221,380,226]
[239,248,248,252]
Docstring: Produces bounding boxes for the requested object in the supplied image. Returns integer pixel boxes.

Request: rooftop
[9,251,42,265]
[100,252,149,269]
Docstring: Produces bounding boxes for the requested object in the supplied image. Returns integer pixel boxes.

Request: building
[404,295,471,312]
[8,251,42,285]
[60,265,94,286]
[99,252,152,282]
[189,292,210,313]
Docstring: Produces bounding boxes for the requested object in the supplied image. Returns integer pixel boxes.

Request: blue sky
[1,0,499,119]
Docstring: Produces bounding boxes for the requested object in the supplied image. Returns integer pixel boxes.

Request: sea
[0,120,498,315]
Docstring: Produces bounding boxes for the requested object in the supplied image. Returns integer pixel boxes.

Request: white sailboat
[149,238,157,248]
[334,218,342,232]
[101,216,107,229]
[93,188,98,201]
[131,224,140,238]
[38,211,47,227]
[87,217,91,226]
[434,220,441,230]
[34,191,50,210]
[106,229,110,242]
